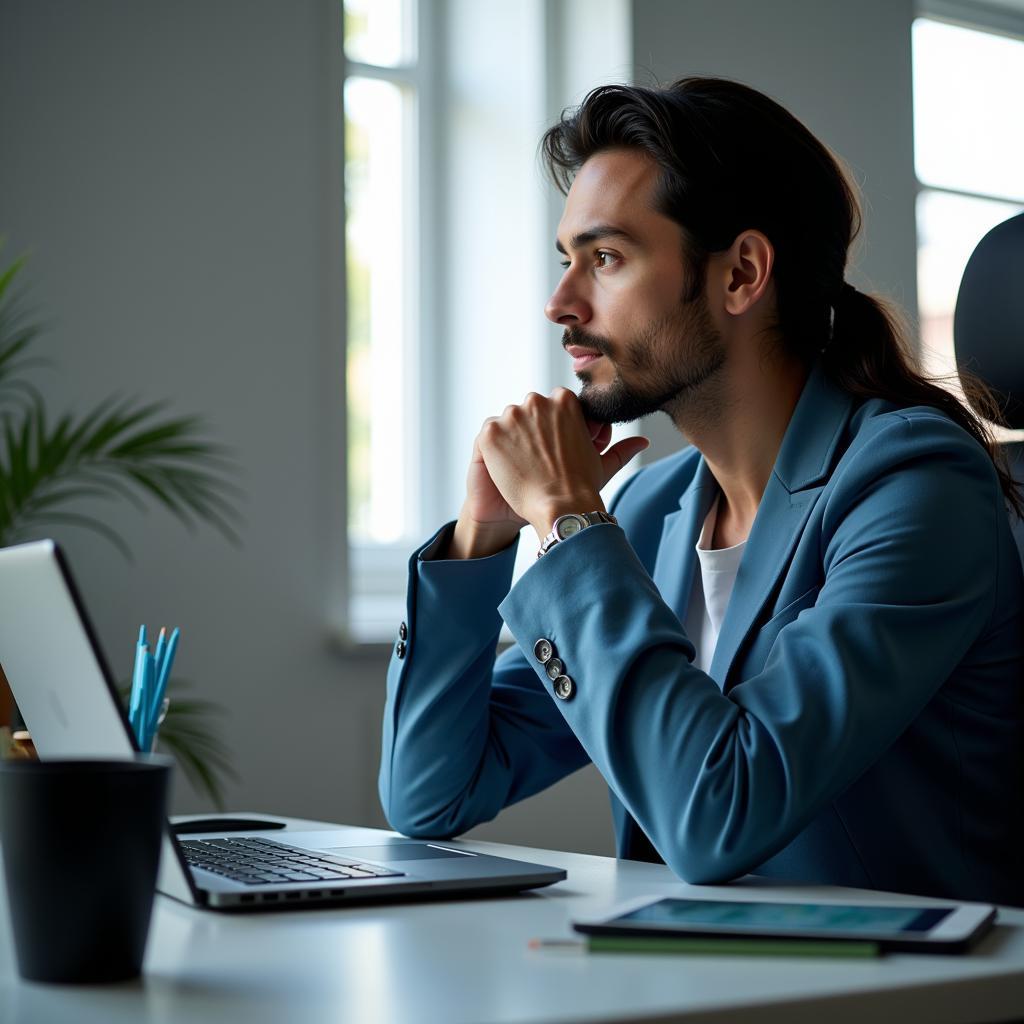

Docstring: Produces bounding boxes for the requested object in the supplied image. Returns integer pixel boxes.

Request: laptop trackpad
[327,844,472,863]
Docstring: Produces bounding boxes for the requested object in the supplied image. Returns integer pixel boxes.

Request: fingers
[480,392,630,472]
[473,417,500,460]
[589,421,612,449]
[599,435,650,481]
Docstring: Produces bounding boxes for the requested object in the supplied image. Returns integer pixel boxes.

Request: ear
[718,230,774,317]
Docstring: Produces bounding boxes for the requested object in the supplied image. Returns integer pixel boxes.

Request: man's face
[546,148,725,424]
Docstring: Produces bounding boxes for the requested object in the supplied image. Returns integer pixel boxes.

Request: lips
[566,345,604,373]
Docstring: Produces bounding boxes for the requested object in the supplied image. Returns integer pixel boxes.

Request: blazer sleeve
[497,413,1007,883]
[379,524,590,838]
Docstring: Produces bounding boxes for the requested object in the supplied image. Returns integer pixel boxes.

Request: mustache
[561,326,613,357]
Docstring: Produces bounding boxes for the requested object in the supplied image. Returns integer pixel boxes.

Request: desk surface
[2,816,1022,1024]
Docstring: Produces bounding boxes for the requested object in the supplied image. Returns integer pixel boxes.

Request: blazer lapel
[708,365,855,690]
[651,458,718,624]
[707,477,820,689]
[616,460,715,861]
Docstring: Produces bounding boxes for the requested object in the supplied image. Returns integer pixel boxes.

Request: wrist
[449,515,522,560]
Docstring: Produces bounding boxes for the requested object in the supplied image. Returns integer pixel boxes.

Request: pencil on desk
[529,936,880,957]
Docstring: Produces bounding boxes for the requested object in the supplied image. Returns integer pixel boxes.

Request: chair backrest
[953,211,1024,565]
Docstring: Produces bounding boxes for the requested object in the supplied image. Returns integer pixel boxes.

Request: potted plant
[0,246,242,807]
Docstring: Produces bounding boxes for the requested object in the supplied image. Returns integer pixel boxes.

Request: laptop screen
[0,540,198,903]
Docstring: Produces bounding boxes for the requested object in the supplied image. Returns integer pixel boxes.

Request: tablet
[573,895,997,953]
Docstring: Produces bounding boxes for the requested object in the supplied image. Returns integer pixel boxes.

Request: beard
[566,292,726,425]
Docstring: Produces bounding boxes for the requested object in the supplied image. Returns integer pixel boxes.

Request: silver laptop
[0,540,566,910]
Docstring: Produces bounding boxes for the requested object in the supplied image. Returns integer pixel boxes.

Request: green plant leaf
[0,252,27,301]
[0,393,243,550]
[23,510,134,560]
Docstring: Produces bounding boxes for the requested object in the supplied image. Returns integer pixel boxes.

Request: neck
[672,344,808,546]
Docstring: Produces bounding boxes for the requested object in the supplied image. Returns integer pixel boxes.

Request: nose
[544,270,592,326]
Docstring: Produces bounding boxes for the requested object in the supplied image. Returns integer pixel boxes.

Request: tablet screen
[615,898,951,935]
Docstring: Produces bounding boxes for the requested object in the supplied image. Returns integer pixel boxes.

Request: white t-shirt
[682,498,746,678]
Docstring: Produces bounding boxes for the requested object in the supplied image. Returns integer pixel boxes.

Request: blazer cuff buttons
[533,637,575,700]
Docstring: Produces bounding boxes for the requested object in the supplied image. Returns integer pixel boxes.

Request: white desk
[2,816,1022,1024]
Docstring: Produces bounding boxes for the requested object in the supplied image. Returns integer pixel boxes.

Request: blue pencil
[143,651,158,749]
[128,625,149,748]
[147,626,179,744]
[153,627,167,689]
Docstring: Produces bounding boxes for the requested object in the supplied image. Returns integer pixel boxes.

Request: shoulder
[820,401,1006,568]
[832,401,999,497]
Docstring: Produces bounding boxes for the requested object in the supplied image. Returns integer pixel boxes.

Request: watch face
[555,515,585,540]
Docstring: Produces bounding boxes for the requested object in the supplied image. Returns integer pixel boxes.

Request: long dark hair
[541,77,1021,516]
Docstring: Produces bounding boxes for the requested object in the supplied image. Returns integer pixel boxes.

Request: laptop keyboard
[180,837,405,886]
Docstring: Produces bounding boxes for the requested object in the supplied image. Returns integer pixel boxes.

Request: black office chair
[953,210,1024,562]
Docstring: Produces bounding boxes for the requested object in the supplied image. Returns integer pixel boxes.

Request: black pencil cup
[0,757,171,983]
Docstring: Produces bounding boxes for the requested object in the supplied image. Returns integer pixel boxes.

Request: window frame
[912,3,1024,207]
[342,0,444,643]
[337,0,633,646]
[911,1,1024,395]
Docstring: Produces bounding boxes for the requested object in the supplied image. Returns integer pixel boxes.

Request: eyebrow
[555,224,639,255]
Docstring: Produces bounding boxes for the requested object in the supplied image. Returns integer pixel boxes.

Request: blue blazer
[380,365,1024,905]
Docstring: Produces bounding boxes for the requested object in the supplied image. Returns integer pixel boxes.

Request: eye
[596,251,619,268]
[559,259,570,269]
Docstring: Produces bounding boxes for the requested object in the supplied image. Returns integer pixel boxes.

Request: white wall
[0,0,368,824]
[0,0,918,857]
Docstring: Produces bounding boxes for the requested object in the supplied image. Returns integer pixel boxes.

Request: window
[340,0,632,643]
[344,0,420,548]
[343,0,435,640]
[912,14,1024,386]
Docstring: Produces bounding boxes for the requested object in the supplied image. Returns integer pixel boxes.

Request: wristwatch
[537,511,618,558]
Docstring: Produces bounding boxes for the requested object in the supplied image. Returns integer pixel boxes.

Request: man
[379,78,1024,905]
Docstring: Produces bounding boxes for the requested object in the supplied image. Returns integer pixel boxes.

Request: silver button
[533,638,554,664]
[545,658,563,681]
[395,640,406,659]
[553,675,575,700]
[399,621,408,641]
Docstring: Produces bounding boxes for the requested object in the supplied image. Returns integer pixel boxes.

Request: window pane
[344,0,414,67]
[913,18,1024,201]
[345,77,411,544]
[916,188,1022,379]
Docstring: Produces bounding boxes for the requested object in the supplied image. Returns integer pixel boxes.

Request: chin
[578,376,666,425]
[576,366,610,388]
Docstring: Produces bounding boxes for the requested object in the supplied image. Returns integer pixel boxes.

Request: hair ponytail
[541,77,1022,518]
[825,284,1022,517]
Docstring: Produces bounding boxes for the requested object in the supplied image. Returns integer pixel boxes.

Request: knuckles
[483,388,578,441]
[480,419,502,443]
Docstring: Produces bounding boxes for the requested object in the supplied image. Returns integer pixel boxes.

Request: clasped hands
[448,388,650,560]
